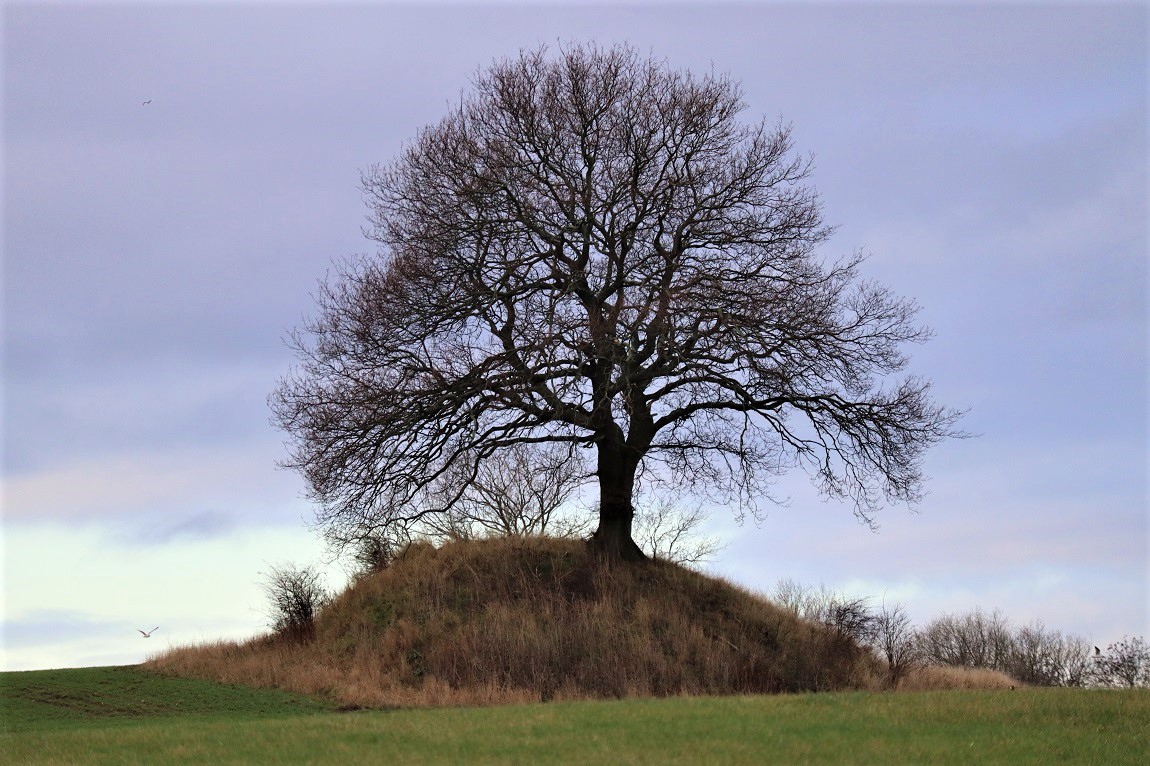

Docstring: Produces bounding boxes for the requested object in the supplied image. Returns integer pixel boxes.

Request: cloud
[0,610,145,671]
[128,510,237,545]
[2,609,124,649]
[4,358,286,472]
[2,444,301,523]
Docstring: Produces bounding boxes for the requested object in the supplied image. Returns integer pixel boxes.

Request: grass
[2,666,1148,764]
[0,665,336,732]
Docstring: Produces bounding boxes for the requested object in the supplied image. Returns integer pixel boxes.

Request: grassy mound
[148,536,879,707]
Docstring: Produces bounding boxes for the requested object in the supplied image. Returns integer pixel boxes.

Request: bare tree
[906,608,1097,687]
[422,442,592,540]
[272,43,964,560]
[1006,622,1093,687]
[631,494,724,565]
[1094,636,1150,688]
[917,608,1014,672]
[871,602,921,686]
[773,586,1099,688]
[319,446,589,569]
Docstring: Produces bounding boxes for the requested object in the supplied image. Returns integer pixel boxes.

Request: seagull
[138,627,159,638]
[142,100,152,105]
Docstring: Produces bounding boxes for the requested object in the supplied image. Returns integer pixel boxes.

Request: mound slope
[148,537,877,707]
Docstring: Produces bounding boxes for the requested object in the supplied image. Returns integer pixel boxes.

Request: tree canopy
[272,43,964,560]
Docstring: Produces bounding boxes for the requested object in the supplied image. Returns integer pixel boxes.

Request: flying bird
[138,627,159,638]
[142,99,152,105]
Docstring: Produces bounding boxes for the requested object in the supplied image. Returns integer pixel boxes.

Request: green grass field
[2,666,1148,764]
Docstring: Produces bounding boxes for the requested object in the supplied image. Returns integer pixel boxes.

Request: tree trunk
[588,439,647,561]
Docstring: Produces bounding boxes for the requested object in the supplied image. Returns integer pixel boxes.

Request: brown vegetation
[148,536,882,708]
[895,665,1020,692]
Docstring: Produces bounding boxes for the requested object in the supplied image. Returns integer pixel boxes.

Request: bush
[343,528,414,577]
[771,579,877,646]
[262,563,330,643]
[773,585,1098,688]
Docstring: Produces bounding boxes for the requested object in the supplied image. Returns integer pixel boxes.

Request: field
[2,666,1148,764]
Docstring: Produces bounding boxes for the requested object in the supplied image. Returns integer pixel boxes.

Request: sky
[2,1,1146,672]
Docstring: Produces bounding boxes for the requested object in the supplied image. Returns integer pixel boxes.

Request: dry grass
[148,536,882,708]
[897,665,1020,691]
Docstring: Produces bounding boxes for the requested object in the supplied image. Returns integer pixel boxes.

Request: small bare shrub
[343,526,414,576]
[770,579,938,688]
[825,597,877,645]
[352,534,397,574]
[771,578,818,617]
[771,579,876,645]
[262,563,330,643]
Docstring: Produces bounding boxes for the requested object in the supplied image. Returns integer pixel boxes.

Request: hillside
[147,536,883,707]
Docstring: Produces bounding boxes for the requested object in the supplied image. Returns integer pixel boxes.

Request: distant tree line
[771,579,1150,689]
